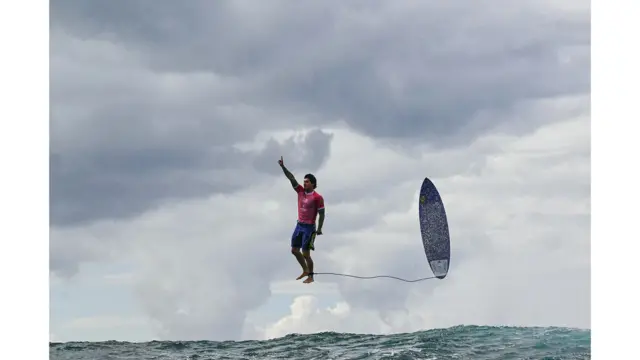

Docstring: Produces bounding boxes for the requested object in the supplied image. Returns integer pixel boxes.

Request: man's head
[303,174,317,191]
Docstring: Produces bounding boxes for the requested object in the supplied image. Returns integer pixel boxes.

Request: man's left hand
[316,229,323,235]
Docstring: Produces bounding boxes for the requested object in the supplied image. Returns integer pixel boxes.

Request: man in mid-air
[278,156,325,284]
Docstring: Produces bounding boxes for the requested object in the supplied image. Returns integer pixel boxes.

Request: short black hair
[304,173,317,189]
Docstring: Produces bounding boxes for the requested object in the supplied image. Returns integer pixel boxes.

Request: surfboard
[418,177,451,279]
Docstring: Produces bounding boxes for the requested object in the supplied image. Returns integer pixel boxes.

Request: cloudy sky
[49,0,590,342]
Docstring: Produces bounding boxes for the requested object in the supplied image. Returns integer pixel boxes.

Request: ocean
[49,325,590,360]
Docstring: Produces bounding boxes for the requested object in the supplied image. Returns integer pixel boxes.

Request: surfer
[278,156,325,284]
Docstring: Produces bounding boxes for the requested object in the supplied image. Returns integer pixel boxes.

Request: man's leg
[291,225,309,280]
[302,249,314,283]
[291,247,309,279]
[302,231,316,284]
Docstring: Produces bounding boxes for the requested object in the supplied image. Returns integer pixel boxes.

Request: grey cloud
[266,32,589,145]
[52,0,589,145]
[51,23,333,226]
[50,0,588,226]
[51,145,243,226]
[49,224,125,278]
[51,134,331,226]
[252,129,333,176]
[50,5,332,226]
[49,244,84,278]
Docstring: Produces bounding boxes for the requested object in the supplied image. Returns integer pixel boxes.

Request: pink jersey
[295,184,324,224]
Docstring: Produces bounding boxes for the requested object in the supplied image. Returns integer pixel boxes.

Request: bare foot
[303,276,314,284]
[296,272,309,280]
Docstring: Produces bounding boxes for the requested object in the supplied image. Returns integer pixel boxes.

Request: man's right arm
[281,165,299,189]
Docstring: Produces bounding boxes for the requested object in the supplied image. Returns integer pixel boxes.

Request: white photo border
[0,0,49,358]
[592,0,639,358]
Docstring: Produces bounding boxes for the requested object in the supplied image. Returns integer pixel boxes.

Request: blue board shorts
[291,222,316,251]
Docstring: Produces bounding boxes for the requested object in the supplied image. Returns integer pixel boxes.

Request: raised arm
[278,156,299,189]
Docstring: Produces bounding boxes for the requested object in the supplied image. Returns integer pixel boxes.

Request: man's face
[303,178,313,191]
